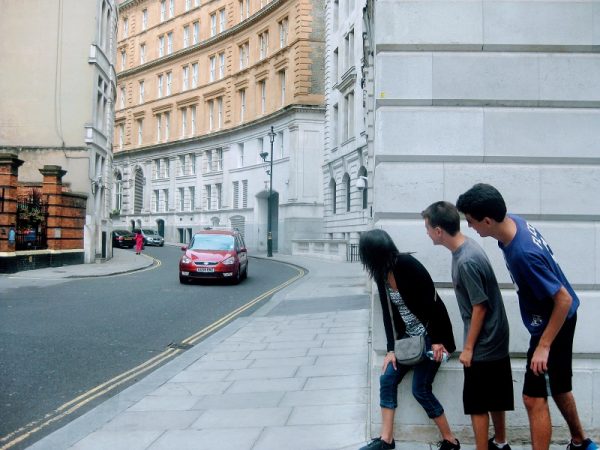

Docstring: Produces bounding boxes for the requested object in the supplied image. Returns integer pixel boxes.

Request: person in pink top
[134,230,144,255]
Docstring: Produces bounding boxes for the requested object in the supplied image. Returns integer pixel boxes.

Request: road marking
[0,260,305,449]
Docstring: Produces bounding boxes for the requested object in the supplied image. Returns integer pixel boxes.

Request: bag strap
[388,270,432,334]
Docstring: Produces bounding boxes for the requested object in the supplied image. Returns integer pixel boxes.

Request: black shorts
[523,314,576,398]
[463,355,514,415]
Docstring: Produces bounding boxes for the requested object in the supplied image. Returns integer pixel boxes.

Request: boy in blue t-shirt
[456,183,597,450]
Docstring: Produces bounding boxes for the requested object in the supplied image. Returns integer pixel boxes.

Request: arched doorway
[156,219,165,237]
[256,189,279,253]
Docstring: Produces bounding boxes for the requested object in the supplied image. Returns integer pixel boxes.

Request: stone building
[0,0,118,264]
[113,0,325,253]
[363,0,600,441]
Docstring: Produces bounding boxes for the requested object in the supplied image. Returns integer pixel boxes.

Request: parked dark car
[112,229,135,248]
[179,228,248,284]
[141,229,164,247]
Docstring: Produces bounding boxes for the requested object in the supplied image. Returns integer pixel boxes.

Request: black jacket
[376,253,456,354]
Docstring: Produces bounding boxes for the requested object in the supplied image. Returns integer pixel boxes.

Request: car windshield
[114,230,131,236]
[190,234,234,251]
[142,229,158,235]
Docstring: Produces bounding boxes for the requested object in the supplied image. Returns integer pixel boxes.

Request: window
[169,0,174,18]
[121,49,126,70]
[332,103,339,148]
[239,0,244,21]
[217,97,222,129]
[219,52,225,79]
[205,184,212,209]
[215,183,222,209]
[208,100,214,130]
[153,190,159,212]
[237,142,245,167]
[215,148,223,171]
[239,89,246,122]
[193,21,199,44]
[233,181,239,208]
[191,106,196,135]
[96,77,109,132]
[345,29,354,72]
[119,85,125,108]
[114,172,123,211]
[195,0,200,6]
[153,157,170,178]
[345,174,351,212]
[242,180,248,207]
[246,0,250,18]
[156,115,162,142]
[185,0,191,12]
[178,187,185,211]
[192,62,198,87]
[219,9,226,32]
[279,70,286,106]
[122,17,128,38]
[158,35,165,57]
[209,55,216,81]
[142,9,148,30]
[157,74,163,98]
[137,119,143,145]
[160,0,166,22]
[333,48,339,81]
[210,13,217,36]
[330,179,337,214]
[239,42,249,69]
[164,111,170,140]
[166,71,172,95]
[257,137,264,161]
[189,186,195,210]
[181,108,187,137]
[118,123,124,149]
[183,25,189,48]
[162,188,169,212]
[139,80,144,103]
[344,91,354,140]
[279,18,288,48]
[182,66,189,90]
[277,131,284,158]
[140,43,146,63]
[259,80,266,113]
[259,31,269,59]
[167,32,173,54]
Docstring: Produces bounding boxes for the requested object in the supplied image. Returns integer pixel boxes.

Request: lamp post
[260,126,276,257]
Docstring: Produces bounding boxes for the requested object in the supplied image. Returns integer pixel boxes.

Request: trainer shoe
[567,439,599,450]
[359,437,395,450]
[438,439,461,450]
[488,437,512,450]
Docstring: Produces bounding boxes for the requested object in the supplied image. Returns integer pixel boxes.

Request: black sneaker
[488,437,512,450]
[567,438,599,450]
[438,439,460,450]
[359,437,395,450]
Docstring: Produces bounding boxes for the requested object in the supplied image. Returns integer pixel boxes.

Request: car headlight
[181,256,192,264]
[222,256,235,265]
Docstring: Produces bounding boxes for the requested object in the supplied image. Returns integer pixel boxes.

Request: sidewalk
[17,250,564,450]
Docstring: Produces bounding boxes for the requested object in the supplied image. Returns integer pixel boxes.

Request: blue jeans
[379,342,445,419]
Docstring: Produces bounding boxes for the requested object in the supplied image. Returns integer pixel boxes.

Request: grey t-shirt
[452,237,509,361]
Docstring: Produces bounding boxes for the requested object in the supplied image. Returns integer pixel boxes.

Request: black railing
[347,243,360,262]
[16,191,48,250]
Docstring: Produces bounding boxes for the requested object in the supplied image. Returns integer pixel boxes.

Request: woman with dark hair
[359,229,460,450]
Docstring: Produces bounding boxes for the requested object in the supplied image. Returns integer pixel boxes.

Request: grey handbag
[394,334,426,366]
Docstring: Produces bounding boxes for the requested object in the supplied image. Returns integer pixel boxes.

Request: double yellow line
[0,261,304,450]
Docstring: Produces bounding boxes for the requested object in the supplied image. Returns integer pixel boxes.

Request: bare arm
[530,286,572,376]
[459,303,487,368]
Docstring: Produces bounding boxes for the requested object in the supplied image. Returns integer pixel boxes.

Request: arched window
[114,171,123,212]
[329,178,337,214]
[343,173,351,212]
[134,167,145,214]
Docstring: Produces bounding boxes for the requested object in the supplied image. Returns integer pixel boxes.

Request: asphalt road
[0,246,300,449]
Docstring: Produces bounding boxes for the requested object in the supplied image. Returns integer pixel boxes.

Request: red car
[179,229,248,284]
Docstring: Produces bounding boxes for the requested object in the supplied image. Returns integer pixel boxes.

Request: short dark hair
[456,183,507,222]
[421,201,460,236]
[359,229,400,282]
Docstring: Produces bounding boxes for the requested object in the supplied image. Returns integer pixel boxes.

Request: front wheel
[179,274,188,284]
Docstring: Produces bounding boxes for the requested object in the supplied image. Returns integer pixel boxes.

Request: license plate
[196,267,214,273]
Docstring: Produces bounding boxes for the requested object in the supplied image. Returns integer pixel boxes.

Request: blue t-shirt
[499,214,579,336]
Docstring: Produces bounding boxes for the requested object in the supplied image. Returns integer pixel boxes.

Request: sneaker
[567,439,599,450]
[438,439,460,450]
[359,437,395,450]
[488,437,512,450]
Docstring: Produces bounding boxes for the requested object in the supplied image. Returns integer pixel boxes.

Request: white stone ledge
[376,44,599,53]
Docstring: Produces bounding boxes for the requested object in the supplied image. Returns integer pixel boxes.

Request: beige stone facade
[113,0,325,252]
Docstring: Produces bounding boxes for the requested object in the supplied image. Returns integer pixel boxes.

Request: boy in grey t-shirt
[423,201,514,450]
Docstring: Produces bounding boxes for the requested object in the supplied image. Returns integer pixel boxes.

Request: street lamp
[260,126,276,257]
